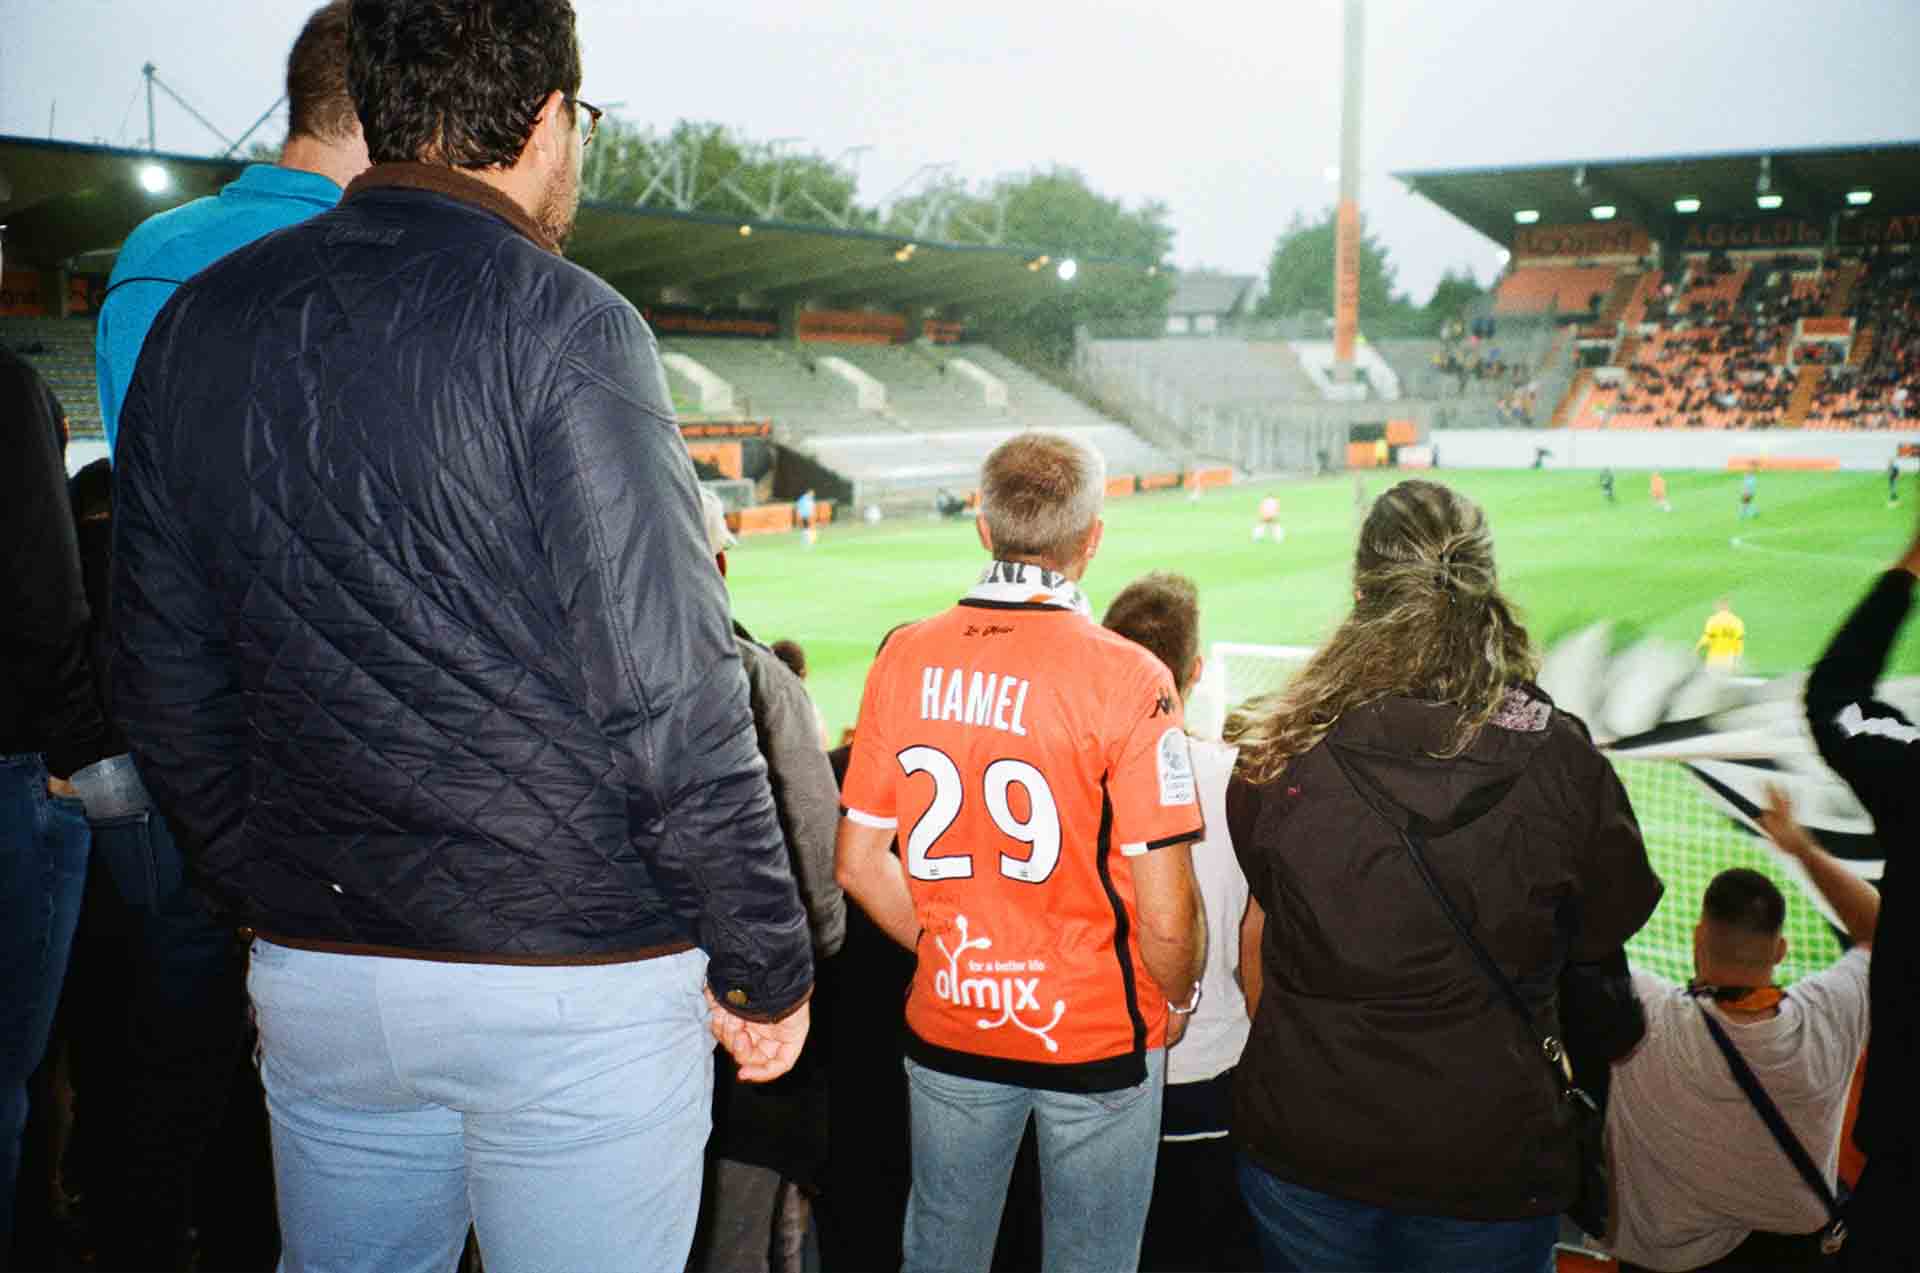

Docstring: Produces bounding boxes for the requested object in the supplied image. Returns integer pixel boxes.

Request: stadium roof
[1396,140,1920,247]
[0,135,1152,316]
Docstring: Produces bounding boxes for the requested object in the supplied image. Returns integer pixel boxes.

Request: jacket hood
[1326,683,1555,837]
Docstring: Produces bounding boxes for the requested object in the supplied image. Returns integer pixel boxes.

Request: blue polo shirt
[98,163,343,453]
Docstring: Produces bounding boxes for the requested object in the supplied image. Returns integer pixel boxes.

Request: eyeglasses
[569,98,603,149]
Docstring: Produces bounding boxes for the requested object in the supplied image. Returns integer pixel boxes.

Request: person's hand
[705,987,809,1083]
[46,776,78,799]
[1165,1006,1191,1049]
[1759,783,1817,861]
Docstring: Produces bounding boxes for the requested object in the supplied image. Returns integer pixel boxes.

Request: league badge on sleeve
[1157,727,1196,806]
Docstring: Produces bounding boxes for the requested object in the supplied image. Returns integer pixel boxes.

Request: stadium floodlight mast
[1331,0,1364,389]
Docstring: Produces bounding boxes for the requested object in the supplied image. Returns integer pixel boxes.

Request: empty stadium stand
[1492,265,1617,318]
[3,317,103,439]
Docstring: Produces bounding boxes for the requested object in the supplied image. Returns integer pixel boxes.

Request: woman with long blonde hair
[1224,479,1661,1273]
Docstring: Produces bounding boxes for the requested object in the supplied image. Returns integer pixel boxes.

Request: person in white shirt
[1102,572,1259,1272]
[1606,787,1876,1272]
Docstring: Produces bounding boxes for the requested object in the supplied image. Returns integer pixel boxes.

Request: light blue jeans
[902,1050,1166,1273]
[248,940,714,1273]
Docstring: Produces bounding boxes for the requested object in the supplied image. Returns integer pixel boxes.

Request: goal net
[1192,641,1845,987]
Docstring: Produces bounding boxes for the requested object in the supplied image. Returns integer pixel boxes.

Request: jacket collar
[343,162,559,255]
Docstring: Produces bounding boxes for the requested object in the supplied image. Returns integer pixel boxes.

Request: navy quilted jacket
[111,165,811,1019]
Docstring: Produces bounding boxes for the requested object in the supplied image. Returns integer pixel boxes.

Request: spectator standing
[97,2,368,454]
[691,489,845,1273]
[1607,787,1875,1272]
[1225,479,1662,1273]
[771,638,832,750]
[836,432,1205,1273]
[1,286,112,1264]
[1103,573,1260,1273]
[82,11,367,1265]
[1803,521,1920,1270]
[109,4,812,1269]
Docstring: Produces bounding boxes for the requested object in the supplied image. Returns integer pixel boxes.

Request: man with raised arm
[836,431,1204,1273]
[1803,521,1920,1270]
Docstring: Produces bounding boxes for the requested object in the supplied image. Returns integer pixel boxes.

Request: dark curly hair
[347,0,581,170]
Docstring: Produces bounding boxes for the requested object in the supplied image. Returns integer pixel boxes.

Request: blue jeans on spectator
[248,940,714,1273]
[901,1050,1165,1273]
[0,753,88,1257]
[1236,1155,1557,1273]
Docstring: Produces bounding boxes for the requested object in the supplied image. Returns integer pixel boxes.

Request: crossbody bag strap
[1325,747,1575,1091]
[1696,1005,1847,1250]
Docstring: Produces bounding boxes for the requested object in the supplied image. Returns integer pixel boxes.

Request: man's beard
[537,159,581,251]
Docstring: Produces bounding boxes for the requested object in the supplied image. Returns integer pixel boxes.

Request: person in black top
[0,330,113,1258]
[1805,526,1920,1271]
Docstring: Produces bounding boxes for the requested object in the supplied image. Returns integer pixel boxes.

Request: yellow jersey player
[1696,597,1746,670]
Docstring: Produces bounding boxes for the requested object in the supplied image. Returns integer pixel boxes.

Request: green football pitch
[724,464,1914,983]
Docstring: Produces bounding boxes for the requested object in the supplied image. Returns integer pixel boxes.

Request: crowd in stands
[1574,249,1920,431]
[1806,251,1920,429]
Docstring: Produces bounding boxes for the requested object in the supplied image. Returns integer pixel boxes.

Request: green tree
[582,118,869,228]
[1257,207,1413,329]
[1423,267,1484,332]
[888,166,1171,365]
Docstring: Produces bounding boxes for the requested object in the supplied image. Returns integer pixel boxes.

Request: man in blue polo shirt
[82,6,364,1265]
[99,0,367,452]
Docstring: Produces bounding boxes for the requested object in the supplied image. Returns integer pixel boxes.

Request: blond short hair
[979,432,1105,568]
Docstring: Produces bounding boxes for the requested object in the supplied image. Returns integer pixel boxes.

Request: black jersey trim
[955,598,1075,612]
[904,1033,1148,1094]
[1140,828,1204,853]
[1097,777,1151,1061]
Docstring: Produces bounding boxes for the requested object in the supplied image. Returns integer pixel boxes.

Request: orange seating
[1493,266,1619,318]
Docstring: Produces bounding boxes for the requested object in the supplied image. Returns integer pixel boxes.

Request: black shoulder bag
[1696,1004,1848,1256]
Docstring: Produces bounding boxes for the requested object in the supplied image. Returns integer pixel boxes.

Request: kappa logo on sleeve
[1156,727,1196,806]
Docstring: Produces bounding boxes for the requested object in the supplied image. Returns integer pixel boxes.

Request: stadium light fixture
[1589,205,1616,221]
[1026,255,1050,272]
[1513,209,1540,225]
[1755,194,1784,210]
[138,163,171,194]
[1057,259,1078,283]
[893,243,918,263]
[737,224,753,237]
[1673,197,1701,214]
[1847,189,1874,207]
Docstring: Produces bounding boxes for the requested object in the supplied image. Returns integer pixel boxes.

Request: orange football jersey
[842,564,1204,1091]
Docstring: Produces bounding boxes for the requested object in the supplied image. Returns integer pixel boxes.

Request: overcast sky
[4,0,1916,302]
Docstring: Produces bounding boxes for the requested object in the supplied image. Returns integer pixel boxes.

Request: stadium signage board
[1513,223,1651,260]
[680,420,772,439]
[1,268,46,316]
[1836,211,1920,246]
[797,309,909,344]
[641,304,781,339]
[1676,216,1824,250]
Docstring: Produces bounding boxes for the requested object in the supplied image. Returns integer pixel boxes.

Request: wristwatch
[1169,982,1204,1016]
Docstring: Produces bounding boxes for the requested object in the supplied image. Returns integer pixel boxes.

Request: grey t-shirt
[1605,948,1870,1271]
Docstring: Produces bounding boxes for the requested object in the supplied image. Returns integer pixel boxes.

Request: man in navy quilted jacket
[109,3,812,1269]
